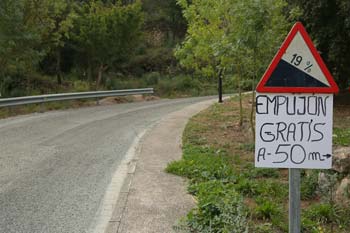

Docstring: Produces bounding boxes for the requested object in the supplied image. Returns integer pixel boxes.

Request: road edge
[105,98,222,233]
[91,128,151,233]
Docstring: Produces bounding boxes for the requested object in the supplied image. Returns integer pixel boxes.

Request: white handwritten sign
[255,93,333,169]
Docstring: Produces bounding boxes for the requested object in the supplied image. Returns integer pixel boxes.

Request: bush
[154,75,206,97]
[301,170,319,200]
[1,74,27,97]
[235,178,259,197]
[187,180,248,233]
[143,72,160,85]
[73,80,90,92]
[304,203,342,224]
[105,77,145,90]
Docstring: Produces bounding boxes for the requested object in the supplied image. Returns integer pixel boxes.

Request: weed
[254,197,282,220]
[167,93,350,233]
[301,170,319,200]
[235,178,259,197]
[166,145,235,183]
[333,128,350,146]
[187,180,248,233]
[252,223,274,233]
[243,163,280,179]
[255,179,288,200]
[304,203,342,224]
[238,143,255,152]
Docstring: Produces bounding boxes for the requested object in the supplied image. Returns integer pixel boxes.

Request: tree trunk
[250,89,256,140]
[56,50,62,85]
[96,64,108,90]
[87,58,92,83]
[238,67,243,127]
[96,65,103,90]
[218,69,223,103]
[250,32,258,140]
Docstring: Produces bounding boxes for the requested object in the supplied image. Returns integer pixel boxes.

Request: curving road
[0,97,215,233]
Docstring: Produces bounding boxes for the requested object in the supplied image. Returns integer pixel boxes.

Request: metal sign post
[289,169,301,233]
[254,22,339,233]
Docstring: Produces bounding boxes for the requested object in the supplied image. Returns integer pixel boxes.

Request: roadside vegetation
[1,0,349,123]
[167,93,350,233]
[0,74,235,119]
[1,0,349,100]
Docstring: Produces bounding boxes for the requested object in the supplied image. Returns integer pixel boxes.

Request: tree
[71,0,143,88]
[175,0,290,127]
[142,0,186,46]
[0,0,48,96]
[40,0,76,85]
[287,0,350,89]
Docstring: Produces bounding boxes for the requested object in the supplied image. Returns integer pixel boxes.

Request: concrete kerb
[104,129,152,233]
[91,128,151,233]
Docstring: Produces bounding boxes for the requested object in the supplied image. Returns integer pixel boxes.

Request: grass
[167,93,350,233]
[333,93,350,147]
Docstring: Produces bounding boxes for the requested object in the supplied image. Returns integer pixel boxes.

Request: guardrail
[0,88,154,107]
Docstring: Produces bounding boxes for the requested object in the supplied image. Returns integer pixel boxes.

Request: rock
[332,147,350,174]
[318,172,328,185]
[335,176,350,204]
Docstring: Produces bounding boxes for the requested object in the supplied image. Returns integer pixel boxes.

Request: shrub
[304,203,342,224]
[73,80,90,92]
[301,170,319,200]
[235,178,259,197]
[143,72,160,85]
[187,180,248,233]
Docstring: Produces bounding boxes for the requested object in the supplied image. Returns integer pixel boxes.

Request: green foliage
[318,170,339,203]
[175,0,290,81]
[0,0,43,94]
[254,198,282,220]
[143,72,161,85]
[71,0,143,86]
[166,145,235,183]
[242,163,280,179]
[167,94,350,233]
[238,143,255,152]
[1,0,349,99]
[73,80,90,92]
[252,223,274,233]
[301,170,319,200]
[234,178,259,197]
[287,0,350,89]
[187,180,248,233]
[166,145,248,232]
[333,127,350,146]
[252,168,280,179]
[304,203,342,224]
[104,74,220,97]
[142,0,186,47]
[256,179,288,200]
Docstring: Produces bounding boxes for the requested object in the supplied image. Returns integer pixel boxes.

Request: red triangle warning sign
[256,22,339,93]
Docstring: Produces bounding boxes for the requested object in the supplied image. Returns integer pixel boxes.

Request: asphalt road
[0,96,215,233]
